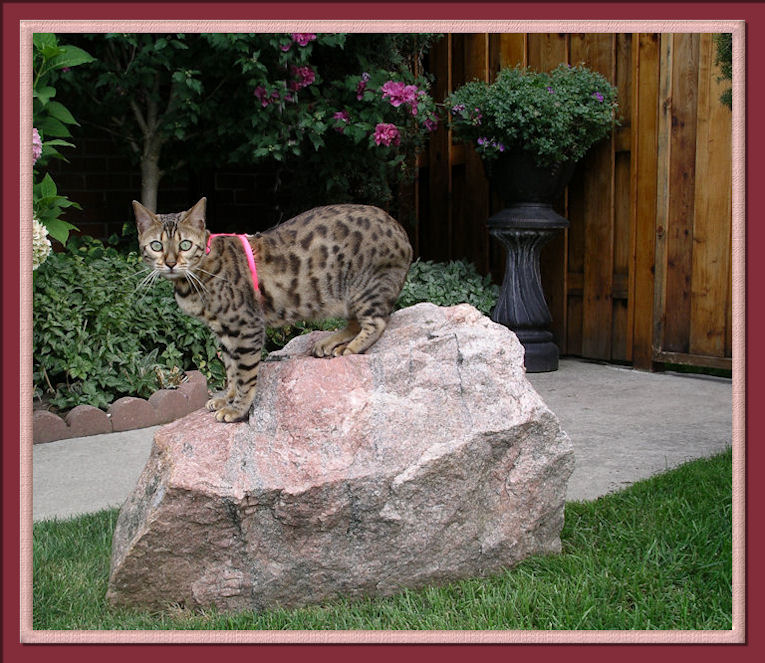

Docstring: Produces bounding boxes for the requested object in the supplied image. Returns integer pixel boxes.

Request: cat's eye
[149,241,163,252]
[178,240,192,251]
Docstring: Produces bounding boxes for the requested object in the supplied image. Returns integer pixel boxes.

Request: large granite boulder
[106,303,574,612]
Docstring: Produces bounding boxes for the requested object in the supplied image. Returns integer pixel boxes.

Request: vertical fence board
[528,33,568,70]
[612,150,632,361]
[652,34,673,361]
[570,33,616,360]
[612,34,634,361]
[689,33,732,358]
[491,33,526,71]
[662,33,700,353]
[630,33,661,370]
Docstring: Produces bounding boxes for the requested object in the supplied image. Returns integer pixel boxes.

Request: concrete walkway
[32,358,733,521]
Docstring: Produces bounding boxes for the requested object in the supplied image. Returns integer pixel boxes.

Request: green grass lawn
[32,448,733,631]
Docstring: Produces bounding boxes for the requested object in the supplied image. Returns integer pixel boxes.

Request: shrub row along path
[31,359,733,521]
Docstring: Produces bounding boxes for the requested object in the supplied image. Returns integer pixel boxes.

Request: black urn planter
[486,151,576,373]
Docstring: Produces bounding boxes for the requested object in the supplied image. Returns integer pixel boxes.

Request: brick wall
[49,134,283,243]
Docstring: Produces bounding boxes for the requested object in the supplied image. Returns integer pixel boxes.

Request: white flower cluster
[33,216,51,270]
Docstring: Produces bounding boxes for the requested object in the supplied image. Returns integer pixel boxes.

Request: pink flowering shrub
[239,33,439,166]
[158,32,443,213]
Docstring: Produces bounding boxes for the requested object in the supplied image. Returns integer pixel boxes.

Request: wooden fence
[415,33,732,371]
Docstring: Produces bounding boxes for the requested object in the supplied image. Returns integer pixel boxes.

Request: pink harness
[205,233,259,294]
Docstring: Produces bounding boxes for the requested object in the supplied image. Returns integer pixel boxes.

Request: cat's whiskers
[133,268,162,304]
[184,270,208,301]
[114,266,151,285]
[193,267,230,284]
[135,268,160,291]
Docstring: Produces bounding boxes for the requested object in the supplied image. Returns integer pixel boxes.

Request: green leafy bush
[33,238,224,411]
[396,259,498,315]
[446,64,619,166]
[33,248,497,413]
[33,33,95,246]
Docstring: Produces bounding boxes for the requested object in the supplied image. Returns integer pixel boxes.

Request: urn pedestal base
[488,204,569,373]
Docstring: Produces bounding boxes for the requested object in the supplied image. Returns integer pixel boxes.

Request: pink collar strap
[205,233,259,294]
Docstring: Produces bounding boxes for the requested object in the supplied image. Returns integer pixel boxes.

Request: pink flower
[254,86,280,107]
[373,123,400,147]
[291,33,317,46]
[333,110,350,133]
[280,42,292,52]
[381,81,420,108]
[477,136,505,153]
[356,72,370,100]
[424,116,438,132]
[32,128,42,164]
[254,85,269,107]
[289,65,315,90]
[593,91,605,103]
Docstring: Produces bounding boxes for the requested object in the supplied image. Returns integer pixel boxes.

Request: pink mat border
[4,1,755,657]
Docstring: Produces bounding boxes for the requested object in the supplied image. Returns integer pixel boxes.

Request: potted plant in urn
[446,64,619,371]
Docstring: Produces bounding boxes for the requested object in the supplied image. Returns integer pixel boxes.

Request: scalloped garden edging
[32,371,210,444]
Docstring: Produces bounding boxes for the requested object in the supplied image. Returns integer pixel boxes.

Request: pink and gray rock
[106,303,574,613]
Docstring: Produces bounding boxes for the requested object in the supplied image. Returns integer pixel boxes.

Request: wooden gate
[417,33,732,371]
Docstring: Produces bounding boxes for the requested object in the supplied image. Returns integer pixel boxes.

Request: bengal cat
[133,198,413,422]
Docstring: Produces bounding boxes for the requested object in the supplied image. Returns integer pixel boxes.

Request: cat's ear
[132,200,157,235]
[183,197,207,232]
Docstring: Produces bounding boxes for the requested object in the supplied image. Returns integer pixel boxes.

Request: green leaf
[45,101,78,126]
[309,134,325,151]
[32,33,58,52]
[47,45,95,70]
[43,217,78,245]
[39,145,69,163]
[186,78,202,94]
[37,116,71,138]
[42,138,75,148]
[38,173,57,198]
[33,86,56,104]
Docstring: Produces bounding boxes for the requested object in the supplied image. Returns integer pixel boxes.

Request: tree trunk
[132,75,166,212]
[140,148,162,212]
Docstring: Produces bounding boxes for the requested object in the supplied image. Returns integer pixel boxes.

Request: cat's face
[133,198,208,281]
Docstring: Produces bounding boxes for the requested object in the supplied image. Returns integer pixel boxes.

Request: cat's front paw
[311,338,334,358]
[214,406,248,423]
[206,396,229,411]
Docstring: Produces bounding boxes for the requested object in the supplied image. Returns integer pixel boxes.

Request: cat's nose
[166,260,177,269]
